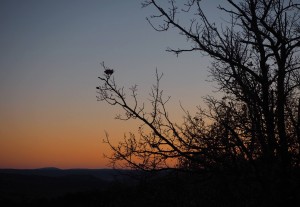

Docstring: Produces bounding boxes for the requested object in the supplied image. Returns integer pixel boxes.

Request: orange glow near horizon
[0,101,139,169]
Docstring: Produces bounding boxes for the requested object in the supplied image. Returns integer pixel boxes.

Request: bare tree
[97,0,300,202]
[141,0,300,171]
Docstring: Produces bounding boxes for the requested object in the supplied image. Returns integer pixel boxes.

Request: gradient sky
[0,0,221,169]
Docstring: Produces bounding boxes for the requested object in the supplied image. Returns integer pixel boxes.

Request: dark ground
[0,168,299,207]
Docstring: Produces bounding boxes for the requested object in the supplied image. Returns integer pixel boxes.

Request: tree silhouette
[97,0,300,203]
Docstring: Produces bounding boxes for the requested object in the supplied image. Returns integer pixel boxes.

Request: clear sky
[0,0,220,169]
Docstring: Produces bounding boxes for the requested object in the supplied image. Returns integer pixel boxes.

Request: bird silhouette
[104,69,114,75]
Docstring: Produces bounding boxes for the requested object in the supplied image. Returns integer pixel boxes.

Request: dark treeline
[3,169,300,206]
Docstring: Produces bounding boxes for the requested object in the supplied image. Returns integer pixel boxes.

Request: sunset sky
[0,0,221,169]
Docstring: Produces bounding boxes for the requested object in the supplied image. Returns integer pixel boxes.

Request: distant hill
[0,168,132,181]
[0,168,142,206]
